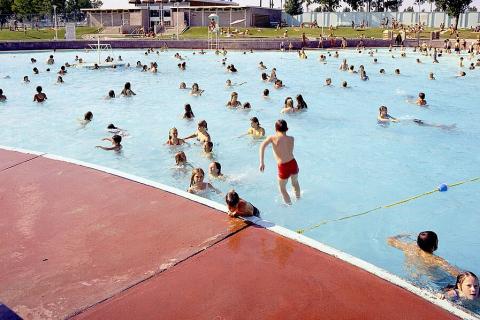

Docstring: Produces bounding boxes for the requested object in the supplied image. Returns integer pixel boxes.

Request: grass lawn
[182,26,480,40]
[0,26,100,41]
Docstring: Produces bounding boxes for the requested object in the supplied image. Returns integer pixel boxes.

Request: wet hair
[225,190,240,207]
[263,89,269,96]
[251,117,259,125]
[184,104,194,118]
[416,231,438,253]
[175,151,187,165]
[168,127,178,140]
[418,92,425,99]
[261,73,268,80]
[84,111,93,121]
[342,81,348,87]
[395,68,400,74]
[109,90,115,98]
[242,102,251,109]
[124,82,131,89]
[373,58,378,62]
[198,120,208,129]
[107,124,117,129]
[189,168,205,187]
[179,82,186,89]
[0,89,3,95]
[296,94,307,109]
[33,67,39,74]
[379,105,388,113]
[112,135,122,144]
[284,97,294,109]
[380,69,385,74]
[275,119,288,132]
[455,272,479,291]
[212,161,221,174]
[36,86,42,93]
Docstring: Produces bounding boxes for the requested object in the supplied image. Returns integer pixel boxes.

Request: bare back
[271,134,294,164]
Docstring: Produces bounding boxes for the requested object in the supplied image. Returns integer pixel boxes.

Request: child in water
[78,111,93,128]
[166,127,186,146]
[208,161,224,178]
[96,135,122,152]
[247,117,265,137]
[416,92,427,106]
[377,106,398,123]
[0,89,6,102]
[441,272,479,301]
[121,82,136,96]
[187,168,220,194]
[225,190,260,217]
[33,86,47,102]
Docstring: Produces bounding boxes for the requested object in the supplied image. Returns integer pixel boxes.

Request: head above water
[209,161,222,176]
[275,119,288,133]
[107,124,117,129]
[175,151,187,165]
[454,272,479,300]
[190,168,205,186]
[418,92,426,99]
[416,231,438,253]
[225,190,240,208]
[84,111,93,121]
[112,135,122,144]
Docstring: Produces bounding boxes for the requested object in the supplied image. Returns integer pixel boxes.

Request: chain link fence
[0,13,88,31]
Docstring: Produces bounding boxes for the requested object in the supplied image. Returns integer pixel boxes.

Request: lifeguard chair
[207,14,220,50]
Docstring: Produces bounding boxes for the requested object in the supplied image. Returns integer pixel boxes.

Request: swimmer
[412,119,456,131]
[395,68,401,75]
[339,59,348,71]
[416,92,427,106]
[23,76,30,83]
[324,78,332,86]
[348,65,357,74]
[187,168,220,194]
[429,72,435,80]
[459,57,464,67]
[96,134,122,152]
[33,67,39,74]
[227,64,237,72]
[274,79,284,89]
[259,119,300,205]
[269,68,277,82]
[47,55,55,65]
[441,272,479,301]
[341,81,349,88]
[295,94,307,110]
[469,63,475,70]
[226,79,232,87]
[377,106,398,123]
[106,90,115,99]
[457,71,466,77]
[226,92,241,108]
[136,61,142,68]
[241,117,265,138]
[33,86,47,102]
[175,151,191,167]
[0,89,6,102]
[259,61,267,69]
[121,82,136,96]
[78,111,93,128]
[416,58,421,63]
[208,161,224,178]
[107,124,128,136]
[179,82,187,89]
[225,190,260,218]
[379,68,386,74]
[388,231,460,277]
[203,141,214,156]
[31,58,37,63]
[281,97,296,114]
[263,89,270,98]
[242,102,251,109]
[183,120,211,143]
[58,65,67,75]
[191,83,204,96]
[373,58,378,63]
[166,127,186,146]
[57,76,64,83]
[183,104,195,119]
[261,73,269,81]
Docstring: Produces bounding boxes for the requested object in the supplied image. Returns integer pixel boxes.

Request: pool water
[1,48,479,307]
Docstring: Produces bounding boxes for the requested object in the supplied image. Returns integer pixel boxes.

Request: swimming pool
[1,48,479,308]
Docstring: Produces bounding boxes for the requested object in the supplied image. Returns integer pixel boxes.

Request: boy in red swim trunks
[259,119,300,204]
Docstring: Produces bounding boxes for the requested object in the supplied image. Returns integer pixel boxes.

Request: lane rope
[296,177,480,234]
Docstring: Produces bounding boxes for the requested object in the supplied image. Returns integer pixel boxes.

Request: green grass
[0,26,100,41]
[182,26,480,40]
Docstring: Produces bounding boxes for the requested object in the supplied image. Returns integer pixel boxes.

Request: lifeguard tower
[207,14,220,50]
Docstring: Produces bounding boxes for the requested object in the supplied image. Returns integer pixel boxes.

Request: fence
[0,14,87,30]
[282,11,480,29]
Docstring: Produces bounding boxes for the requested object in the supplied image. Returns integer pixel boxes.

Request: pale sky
[101,0,480,11]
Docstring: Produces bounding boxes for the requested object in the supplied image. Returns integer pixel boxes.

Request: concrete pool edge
[0,144,478,320]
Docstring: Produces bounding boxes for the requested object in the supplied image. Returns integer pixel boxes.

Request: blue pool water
[1,48,479,305]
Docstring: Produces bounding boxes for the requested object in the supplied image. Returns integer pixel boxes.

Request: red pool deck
[0,148,466,320]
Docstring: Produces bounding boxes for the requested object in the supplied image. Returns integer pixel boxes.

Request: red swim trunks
[277,159,299,180]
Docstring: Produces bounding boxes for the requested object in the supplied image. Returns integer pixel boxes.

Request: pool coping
[0,144,477,320]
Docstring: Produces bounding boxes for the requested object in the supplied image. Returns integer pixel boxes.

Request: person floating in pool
[387,231,460,277]
[208,161,224,179]
[259,61,267,70]
[416,92,427,106]
[33,86,47,103]
[121,82,136,97]
[0,89,6,102]
[96,134,122,152]
[33,67,39,74]
[183,120,211,143]
[259,119,300,205]
[107,124,128,137]
[440,272,479,302]
[175,151,190,167]
[46,55,55,65]
[183,104,195,119]
[225,190,260,218]
[23,76,30,83]
[106,90,115,99]
[377,106,398,124]
[166,127,186,146]
[78,111,93,128]
[179,82,187,89]
[187,168,220,195]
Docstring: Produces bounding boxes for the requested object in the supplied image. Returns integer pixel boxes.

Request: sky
[101,0,480,12]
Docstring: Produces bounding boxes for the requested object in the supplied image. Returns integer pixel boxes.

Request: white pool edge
[1,144,478,320]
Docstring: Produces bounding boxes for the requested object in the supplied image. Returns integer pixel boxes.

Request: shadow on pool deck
[0,148,462,320]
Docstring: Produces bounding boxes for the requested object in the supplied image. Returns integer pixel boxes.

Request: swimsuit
[277,158,299,180]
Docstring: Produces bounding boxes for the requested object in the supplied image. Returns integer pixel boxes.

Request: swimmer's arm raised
[259,136,273,172]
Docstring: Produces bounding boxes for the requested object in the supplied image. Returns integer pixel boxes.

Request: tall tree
[344,0,364,11]
[435,0,472,29]
[284,0,303,15]
[314,0,340,11]
[12,0,33,18]
[0,0,14,28]
[384,0,402,10]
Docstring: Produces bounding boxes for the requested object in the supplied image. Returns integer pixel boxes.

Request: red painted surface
[74,227,458,320]
[0,149,461,320]
[0,149,39,171]
[0,154,246,319]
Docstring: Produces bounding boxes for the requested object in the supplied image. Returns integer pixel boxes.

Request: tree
[284,0,303,15]
[435,0,472,29]
[468,5,477,11]
[344,0,364,11]
[314,0,340,11]
[384,0,402,11]
[0,0,14,28]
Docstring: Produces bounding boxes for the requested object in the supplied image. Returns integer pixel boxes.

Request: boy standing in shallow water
[259,119,300,205]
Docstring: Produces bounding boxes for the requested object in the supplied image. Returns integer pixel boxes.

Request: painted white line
[0,145,45,156]
[1,145,478,320]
